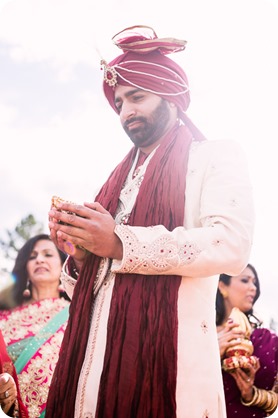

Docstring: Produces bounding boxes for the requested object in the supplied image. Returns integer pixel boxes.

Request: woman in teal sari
[0,234,70,418]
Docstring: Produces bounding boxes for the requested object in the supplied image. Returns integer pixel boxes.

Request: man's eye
[133,95,143,101]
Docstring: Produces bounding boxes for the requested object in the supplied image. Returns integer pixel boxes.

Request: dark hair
[9,234,68,307]
[216,263,261,327]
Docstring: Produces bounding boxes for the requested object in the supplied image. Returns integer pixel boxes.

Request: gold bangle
[265,390,278,414]
[241,386,278,413]
[241,386,259,406]
[256,388,267,408]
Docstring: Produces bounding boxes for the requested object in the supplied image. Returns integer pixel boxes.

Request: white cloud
[0,102,17,125]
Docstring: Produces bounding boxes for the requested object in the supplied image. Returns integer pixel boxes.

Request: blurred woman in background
[0,234,70,418]
[216,263,278,417]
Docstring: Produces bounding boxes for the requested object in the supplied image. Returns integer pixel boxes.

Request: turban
[101,26,206,140]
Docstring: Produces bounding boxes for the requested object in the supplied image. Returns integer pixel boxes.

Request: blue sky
[0,0,278,328]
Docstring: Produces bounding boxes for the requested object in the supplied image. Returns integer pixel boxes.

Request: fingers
[0,373,9,385]
[84,201,108,214]
[0,374,17,412]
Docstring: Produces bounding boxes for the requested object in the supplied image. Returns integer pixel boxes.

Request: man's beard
[123,99,171,148]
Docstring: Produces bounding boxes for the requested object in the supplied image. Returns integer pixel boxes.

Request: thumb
[0,373,10,384]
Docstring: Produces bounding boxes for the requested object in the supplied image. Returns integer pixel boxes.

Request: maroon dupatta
[46,122,195,417]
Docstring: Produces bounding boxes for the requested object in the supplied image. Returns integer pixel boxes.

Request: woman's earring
[221,290,228,298]
[23,280,31,298]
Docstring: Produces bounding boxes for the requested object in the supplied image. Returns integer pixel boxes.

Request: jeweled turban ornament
[101,59,118,87]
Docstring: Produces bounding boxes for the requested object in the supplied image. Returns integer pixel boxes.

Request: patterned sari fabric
[223,328,278,417]
[0,298,69,418]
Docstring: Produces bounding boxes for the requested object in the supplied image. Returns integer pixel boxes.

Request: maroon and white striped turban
[102,26,189,114]
[101,25,206,140]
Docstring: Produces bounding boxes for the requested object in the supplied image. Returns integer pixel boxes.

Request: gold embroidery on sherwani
[115,226,201,273]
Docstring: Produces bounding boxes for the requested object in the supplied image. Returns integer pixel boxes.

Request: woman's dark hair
[8,234,68,307]
[216,263,261,327]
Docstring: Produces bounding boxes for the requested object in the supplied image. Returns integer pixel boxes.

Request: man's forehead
[114,86,144,102]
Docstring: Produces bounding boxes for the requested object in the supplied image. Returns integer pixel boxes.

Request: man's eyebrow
[114,88,142,105]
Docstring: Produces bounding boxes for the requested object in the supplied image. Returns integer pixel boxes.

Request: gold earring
[221,290,228,298]
[23,280,31,298]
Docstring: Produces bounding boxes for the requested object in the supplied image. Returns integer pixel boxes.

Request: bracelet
[241,386,259,406]
[241,386,278,413]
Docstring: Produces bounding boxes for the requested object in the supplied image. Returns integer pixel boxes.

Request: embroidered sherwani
[62,139,254,418]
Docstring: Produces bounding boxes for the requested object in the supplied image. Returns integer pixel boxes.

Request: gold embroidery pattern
[0,299,69,417]
[0,298,69,344]
[18,327,67,417]
[77,279,109,417]
[116,226,201,273]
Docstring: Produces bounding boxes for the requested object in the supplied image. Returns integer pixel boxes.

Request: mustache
[124,116,146,130]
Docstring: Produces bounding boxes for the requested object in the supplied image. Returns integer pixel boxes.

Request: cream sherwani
[62,139,254,418]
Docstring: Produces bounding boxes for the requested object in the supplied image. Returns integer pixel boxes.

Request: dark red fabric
[0,330,29,418]
[46,122,195,418]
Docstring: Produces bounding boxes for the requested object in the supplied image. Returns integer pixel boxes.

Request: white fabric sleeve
[111,140,254,278]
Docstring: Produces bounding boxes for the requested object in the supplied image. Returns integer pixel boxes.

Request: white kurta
[62,139,254,418]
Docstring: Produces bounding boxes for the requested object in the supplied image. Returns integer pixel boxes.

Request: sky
[0,0,278,330]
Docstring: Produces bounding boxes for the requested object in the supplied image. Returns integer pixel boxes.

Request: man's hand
[48,201,123,262]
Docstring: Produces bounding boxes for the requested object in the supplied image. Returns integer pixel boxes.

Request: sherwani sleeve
[111,139,254,278]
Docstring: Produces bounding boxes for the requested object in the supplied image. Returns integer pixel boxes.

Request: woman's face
[220,266,258,314]
[26,239,62,287]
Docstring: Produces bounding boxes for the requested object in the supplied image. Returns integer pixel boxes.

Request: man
[46,25,254,418]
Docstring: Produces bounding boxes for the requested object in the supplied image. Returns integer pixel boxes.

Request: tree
[0,214,44,273]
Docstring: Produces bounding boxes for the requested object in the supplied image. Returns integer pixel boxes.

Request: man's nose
[121,102,136,120]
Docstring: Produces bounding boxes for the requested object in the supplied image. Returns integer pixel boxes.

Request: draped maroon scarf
[46,122,196,418]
